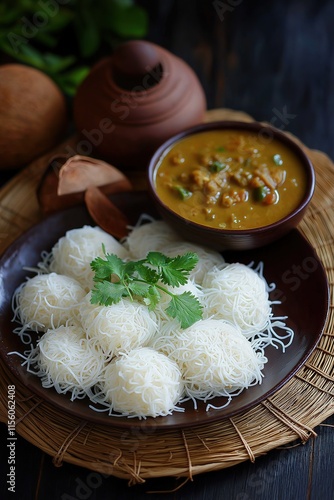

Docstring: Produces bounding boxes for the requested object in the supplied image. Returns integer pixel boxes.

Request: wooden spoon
[84,186,129,239]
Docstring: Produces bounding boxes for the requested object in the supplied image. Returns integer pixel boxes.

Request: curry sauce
[154,130,308,230]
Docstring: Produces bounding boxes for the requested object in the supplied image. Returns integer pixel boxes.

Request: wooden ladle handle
[84,186,129,239]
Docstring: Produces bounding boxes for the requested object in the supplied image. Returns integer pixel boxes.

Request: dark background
[1,1,334,499]
[141,0,334,159]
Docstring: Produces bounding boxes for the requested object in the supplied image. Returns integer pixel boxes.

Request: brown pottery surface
[73,41,207,169]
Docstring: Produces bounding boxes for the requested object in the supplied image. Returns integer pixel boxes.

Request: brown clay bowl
[147,121,315,251]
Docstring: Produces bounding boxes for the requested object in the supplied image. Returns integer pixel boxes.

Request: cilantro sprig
[90,247,203,329]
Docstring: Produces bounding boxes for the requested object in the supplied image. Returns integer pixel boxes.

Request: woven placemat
[0,109,333,483]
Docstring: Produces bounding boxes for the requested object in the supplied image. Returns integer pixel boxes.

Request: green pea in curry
[154,130,307,230]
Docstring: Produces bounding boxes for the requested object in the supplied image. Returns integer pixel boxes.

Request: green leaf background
[0,0,148,95]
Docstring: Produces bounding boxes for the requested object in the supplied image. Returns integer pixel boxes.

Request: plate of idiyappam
[0,192,329,429]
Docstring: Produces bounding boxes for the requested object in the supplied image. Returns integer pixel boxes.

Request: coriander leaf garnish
[91,281,128,305]
[127,281,152,298]
[159,252,199,287]
[166,291,203,329]
[134,262,160,283]
[171,252,199,273]
[90,249,202,328]
[91,253,125,281]
[145,286,161,311]
[146,251,170,267]
[146,251,198,287]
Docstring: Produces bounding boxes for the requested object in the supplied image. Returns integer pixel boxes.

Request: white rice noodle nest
[153,319,267,410]
[79,294,158,359]
[46,226,129,291]
[202,263,271,336]
[163,241,225,284]
[12,273,86,338]
[98,347,184,418]
[30,325,107,400]
[123,218,182,259]
[10,216,295,419]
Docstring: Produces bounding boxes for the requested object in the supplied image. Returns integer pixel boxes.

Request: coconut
[0,64,67,170]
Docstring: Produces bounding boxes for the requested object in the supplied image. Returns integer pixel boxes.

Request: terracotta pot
[73,40,206,170]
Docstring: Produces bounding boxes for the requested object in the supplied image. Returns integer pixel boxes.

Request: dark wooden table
[1,1,334,498]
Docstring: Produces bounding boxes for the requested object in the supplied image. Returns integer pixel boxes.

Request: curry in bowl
[153,129,308,230]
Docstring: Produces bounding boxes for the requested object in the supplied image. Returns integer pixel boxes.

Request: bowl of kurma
[147,120,315,250]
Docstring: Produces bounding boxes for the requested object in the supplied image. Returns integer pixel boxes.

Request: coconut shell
[0,64,67,170]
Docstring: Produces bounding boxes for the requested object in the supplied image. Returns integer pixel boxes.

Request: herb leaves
[90,247,203,328]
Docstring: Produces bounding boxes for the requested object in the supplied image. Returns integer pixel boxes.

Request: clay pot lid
[75,40,204,123]
[111,40,162,90]
[73,40,206,168]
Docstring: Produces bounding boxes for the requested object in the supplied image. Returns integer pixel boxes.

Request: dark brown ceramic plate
[0,192,329,429]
